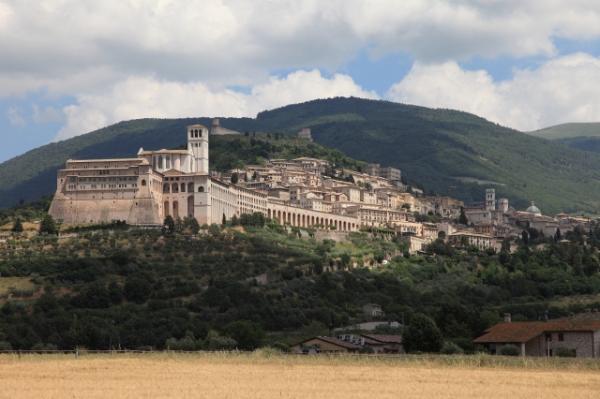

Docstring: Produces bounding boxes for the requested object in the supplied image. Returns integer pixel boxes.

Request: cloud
[32,104,63,124]
[2,1,600,98]
[387,53,600,131]
[6,106,25,127]
[56,70,377,140]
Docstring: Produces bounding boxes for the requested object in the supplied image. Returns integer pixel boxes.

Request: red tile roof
[474,320,600,344]
[361,334,403,344]
[298,336,361,350]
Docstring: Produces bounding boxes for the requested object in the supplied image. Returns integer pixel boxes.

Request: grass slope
[2,97,600,213]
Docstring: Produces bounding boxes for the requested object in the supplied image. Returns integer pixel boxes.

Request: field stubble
[0,352,599,399]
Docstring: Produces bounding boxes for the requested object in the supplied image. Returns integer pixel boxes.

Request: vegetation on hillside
[529,122,600,140]
[2,210,600,352]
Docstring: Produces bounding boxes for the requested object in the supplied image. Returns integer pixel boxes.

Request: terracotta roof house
[291,336,361,354]
[474,317,600,357]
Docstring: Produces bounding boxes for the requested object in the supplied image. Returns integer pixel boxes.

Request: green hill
[529,122,600,140]
[2,97,600,214]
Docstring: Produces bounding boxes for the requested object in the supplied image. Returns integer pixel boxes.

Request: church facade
[49,124,359,231]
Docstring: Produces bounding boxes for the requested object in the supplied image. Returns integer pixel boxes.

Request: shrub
[499,344,520,356]
[441,341,464,355]
[0,341,12,350]
[39,214,58,235]
[403,313,443,353]
[554,347,576,357]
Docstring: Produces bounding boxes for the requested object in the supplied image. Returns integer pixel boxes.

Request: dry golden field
[1,352,600,399]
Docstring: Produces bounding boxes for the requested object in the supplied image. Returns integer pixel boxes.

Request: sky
[2,0,600,163]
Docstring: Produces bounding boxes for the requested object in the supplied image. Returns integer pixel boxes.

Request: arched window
[163,183,170,193]
[199,130,202,137]
[172,183,179,193]
[141,179,147,186]
[187,182,194,192]
[181,183,186,192]
[158,155,163,169]
[198,186,204,193]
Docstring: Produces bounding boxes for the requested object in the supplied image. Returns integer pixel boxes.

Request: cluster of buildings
[452,188,592,252]
[48,122,462,239]
[48,122,592,254]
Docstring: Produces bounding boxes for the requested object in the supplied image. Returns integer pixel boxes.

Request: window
[545,333,552,341]
[198,186,204,193]
[141,179,147,186]
[558,333,564,342]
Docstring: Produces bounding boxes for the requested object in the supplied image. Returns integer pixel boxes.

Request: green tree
[124,276,152,304]
[184,216,200,234]
[163,215,175,234]
[11,218,23,233]
[458,207,468,225]
[230,172,239,184]
[224,320,265,350]
[403,313,443,353]
[39,214,58,235]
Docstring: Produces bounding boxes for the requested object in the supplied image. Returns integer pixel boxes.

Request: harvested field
[0,352,599,399]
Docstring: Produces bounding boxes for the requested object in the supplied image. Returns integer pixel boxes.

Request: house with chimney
[474,314,600,357]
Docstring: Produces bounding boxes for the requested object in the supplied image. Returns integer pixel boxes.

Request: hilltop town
[44,120,593,254]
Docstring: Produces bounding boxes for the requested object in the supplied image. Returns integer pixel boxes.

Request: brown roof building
[474,317,600,357]
[292,336,361,354]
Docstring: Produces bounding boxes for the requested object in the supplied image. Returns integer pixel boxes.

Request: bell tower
[187,124,209,174]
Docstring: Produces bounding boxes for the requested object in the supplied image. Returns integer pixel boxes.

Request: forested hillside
[529,122,600,155]
[2,219,600,351]
[2,97,600,213]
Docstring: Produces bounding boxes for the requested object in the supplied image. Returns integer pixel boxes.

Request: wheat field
[1,352,599,399]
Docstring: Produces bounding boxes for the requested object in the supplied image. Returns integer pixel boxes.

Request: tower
[187,124,209,174]
[485,188,496,211]
[499,198,509,213]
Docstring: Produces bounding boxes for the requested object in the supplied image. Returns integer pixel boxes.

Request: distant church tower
[187,124,209,174]
[485,188,496,211]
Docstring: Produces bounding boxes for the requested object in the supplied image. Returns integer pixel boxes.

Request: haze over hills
[1,97,600,214]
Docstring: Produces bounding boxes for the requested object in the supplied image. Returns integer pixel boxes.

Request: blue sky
[2,1,600,163]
